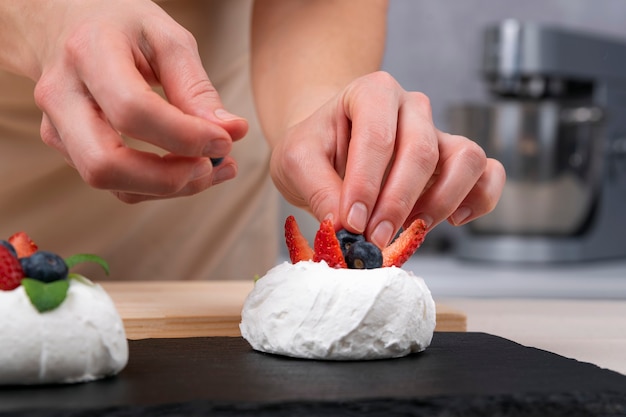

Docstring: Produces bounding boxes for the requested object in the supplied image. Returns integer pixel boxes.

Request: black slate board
[1,333,625,417]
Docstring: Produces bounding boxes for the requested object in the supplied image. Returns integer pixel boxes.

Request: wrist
[0,1,59,79]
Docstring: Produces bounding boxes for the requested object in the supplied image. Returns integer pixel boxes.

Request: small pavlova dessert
[240,216,435,360]
[0,232,128,385]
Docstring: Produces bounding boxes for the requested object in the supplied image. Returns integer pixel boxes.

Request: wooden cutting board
[101,281,467,340]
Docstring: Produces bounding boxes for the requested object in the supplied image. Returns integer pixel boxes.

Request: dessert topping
[8,231,38,258]
[313,219,347,268]
[0,245,25,291]
[335,229,365,259]
[21,278,70,313]
[0,240,17,258]
[0,231,109,312]
[284,216,427,269]
[382,219,427,267]
[345,240,383,269]
[285,215,314,264]
[20,251,69,283]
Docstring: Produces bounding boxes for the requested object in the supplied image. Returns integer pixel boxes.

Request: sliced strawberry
[382,218,427,268]
[0,245,25,290]
[313,219,347,268]
[8,231,38,258]
[285,215,314,264]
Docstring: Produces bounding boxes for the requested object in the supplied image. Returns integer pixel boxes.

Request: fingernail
[416,214,434,229]
[371,220,395,248]
[215,108,242,121]
[450,206,472,226]
[203,138,230,157]
[347,202,368,233]
[213,163,237,184]
[191,159,213,180]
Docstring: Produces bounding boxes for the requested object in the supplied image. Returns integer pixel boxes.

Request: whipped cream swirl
[0,279,128,385]
[240,261,436,360]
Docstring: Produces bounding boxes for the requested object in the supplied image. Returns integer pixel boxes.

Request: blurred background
[383,0,626,130]
[279,0,626,298]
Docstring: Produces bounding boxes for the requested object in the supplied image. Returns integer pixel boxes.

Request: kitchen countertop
[101,281,468,338]
[437,297,626,375]
[401,255,626,375]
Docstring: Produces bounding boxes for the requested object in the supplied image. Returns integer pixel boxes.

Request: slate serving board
[1,333,625,417]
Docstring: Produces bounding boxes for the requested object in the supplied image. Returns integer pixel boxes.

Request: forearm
[251,0,388,146]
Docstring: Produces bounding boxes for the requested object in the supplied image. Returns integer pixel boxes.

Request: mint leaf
[22,278,70,313]
[68,273,96,286]
[64,253,109,276]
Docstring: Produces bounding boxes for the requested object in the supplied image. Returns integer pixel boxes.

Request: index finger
[339,76,399,234]
[363,91,439,247]
[339,73,438,242]
[75,28,234,158]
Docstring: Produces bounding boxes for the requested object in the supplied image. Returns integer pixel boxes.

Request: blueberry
[0,240,17,258]
[20,251,69,283]
[210,157,224,167]
[345,240,383,269]
[335,229,365,258]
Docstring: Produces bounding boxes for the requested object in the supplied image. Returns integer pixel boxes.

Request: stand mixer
[451,20,626,263]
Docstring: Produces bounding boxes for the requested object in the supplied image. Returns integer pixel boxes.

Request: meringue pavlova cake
[240,216,435,360]
[0,232,128,385]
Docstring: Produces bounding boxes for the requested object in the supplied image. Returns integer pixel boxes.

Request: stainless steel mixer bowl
[449,100,604,236]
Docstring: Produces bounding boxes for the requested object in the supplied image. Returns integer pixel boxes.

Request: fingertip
[346,202,368,234]
[413,214,434,230]
[191,158,214,180]
[214,108,243,121]
[370,220,395,248]
[449,206,472,226]
[212,161,237,185]
[214,109,249,141]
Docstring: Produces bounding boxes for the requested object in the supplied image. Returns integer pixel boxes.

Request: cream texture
[0,279,128,385]
[240,261,436,360]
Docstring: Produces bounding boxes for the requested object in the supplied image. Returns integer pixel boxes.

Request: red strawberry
[0,245,25,290]
[382,218,427,268]
[313,219,347,268]
[285,215,314,263]
[8,232,38,258]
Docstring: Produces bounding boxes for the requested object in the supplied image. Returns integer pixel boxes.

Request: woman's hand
[270,71,505,248]
[1,0,248,202]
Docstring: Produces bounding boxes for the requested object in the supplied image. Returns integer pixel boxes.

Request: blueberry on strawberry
[345,240,383,269]
[335,229,365,259]
[20,251,69,283]
[0,231,110,313]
